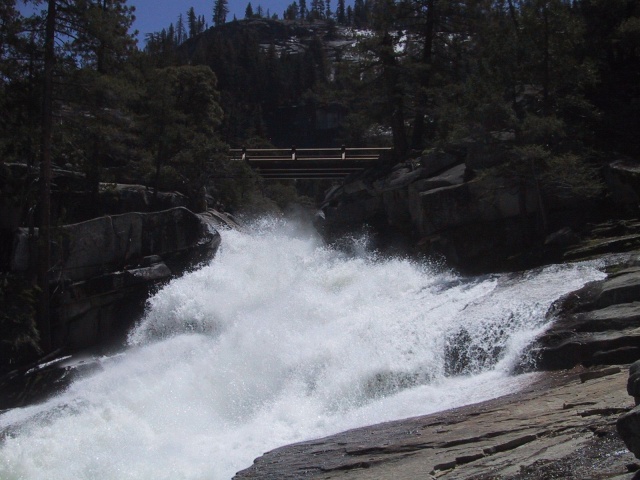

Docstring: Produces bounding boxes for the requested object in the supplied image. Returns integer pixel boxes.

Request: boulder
[371,164,424,193]
[382,189,411,230]
[11,207,218,282]
[98,183,188,214]
[10,207,222,351]
[545,227,580,247]
[627,359,640,404]
[618,360,640,460]
[533,267,640,370]
[409,163,467,195]
[410,175,537,238]
[322,192,385,233]
[618,406,640,460]
[419,150,461,177]
[54,261,173,349]
[605,159,640,206]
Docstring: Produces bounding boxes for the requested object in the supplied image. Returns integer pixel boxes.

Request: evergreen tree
[299,0,306,21]
[3,0,138,352]
[176,13,186,44]
[284,2,299,20]
[70,0,137,74]
[310,0,323,20]
[187,7,198,37]
[579,0,640,155]
[336,0,346,24]
[0,2,41,165]
[213,0,229,26]
[353,0,367,27]
[140,65,225,209]
[245,2,254,18]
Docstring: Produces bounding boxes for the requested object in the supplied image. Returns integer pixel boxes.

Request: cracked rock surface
[235,367,637,479]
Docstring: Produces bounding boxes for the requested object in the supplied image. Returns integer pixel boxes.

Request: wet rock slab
[535,265,640,370]
[235,368,636,480]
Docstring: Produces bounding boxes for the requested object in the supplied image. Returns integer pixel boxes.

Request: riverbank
[234,250,640,479]
[235,365,637,479]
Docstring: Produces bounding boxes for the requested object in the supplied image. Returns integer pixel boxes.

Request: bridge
[230,147,392,180]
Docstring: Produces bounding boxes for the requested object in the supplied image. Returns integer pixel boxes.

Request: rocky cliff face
[8,206,225,353]
[533,258,640,370]
[320,147,640,273]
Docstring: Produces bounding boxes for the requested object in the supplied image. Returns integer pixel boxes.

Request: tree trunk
[37,0,56,353]
[542,4,551,116]
[411,0,437,150]
[380,32,408,158]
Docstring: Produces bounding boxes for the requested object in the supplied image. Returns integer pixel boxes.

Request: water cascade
[0,217,607,480]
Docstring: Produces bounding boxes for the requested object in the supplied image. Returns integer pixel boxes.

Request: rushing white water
[0,217,608,480]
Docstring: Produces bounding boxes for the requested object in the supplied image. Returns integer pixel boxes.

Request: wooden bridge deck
[230,147,392,180]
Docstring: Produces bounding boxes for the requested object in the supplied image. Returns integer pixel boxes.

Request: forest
[2,0,639,213]
[1,0,639,361]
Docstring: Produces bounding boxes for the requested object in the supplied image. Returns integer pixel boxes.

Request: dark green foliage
[2,0,640,219]
[336,0,346,23]
[136,65,226,211]
[213,0,229,26]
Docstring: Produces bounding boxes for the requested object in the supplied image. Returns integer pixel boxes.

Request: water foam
[0,217,607,479]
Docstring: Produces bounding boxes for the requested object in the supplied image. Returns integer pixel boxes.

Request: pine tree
[8,0,137,353]
[141,65,225,210]
[213,0,228,26]
[176,13,186,44]
[336,0,345,24]
[310,0,323,20]
[353,0,367,27]
[187,7,197,37]
[299,0,306,21]
[284,1,299,20]
[245,2,253,18]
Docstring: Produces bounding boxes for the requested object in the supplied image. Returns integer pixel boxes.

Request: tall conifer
[213,0,229,26]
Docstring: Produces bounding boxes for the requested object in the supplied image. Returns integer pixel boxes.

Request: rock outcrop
[532,260,640,370]
[321,149,640,272]
[9,207,224,351]
[236,367,635,479]
[606,160,640,209]
[618,360,640,460]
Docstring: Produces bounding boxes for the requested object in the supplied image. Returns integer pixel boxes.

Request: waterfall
[0,217,607,480]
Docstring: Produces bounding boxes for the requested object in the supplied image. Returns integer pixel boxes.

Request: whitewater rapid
[0,217,607,480]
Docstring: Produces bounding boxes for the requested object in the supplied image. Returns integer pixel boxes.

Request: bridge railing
[229,146,392,162]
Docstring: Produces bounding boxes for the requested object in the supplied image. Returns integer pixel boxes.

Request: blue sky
[129,0,296,44]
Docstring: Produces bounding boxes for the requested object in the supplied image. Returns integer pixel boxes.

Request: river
[0,216,607,479]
